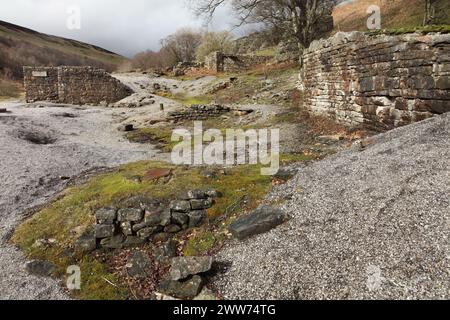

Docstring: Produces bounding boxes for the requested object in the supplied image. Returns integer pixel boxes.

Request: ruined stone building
[301,32,450,131]
[205,52,271,73]
[23,66,132,105]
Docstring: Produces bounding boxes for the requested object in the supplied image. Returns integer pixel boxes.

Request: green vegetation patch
[12,160,295,299]
[126,127,177,152]
[156,90,213,106]
[0,79,21,99]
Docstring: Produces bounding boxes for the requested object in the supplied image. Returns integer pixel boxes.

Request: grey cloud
[0,0,240,57]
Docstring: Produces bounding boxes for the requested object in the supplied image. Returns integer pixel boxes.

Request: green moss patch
[126,128,176,152]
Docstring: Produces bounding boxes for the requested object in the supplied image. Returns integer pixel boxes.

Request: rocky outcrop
[23,66,133,105]
[301,32,450,131]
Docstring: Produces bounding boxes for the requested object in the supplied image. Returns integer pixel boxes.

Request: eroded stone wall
[205,51,271,73]
[301,32,450,131]
[24,66,132,105]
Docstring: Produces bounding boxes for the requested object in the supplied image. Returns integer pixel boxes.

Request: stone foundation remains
[24,66,133,105]
[301,32,450,131]
[168,104,231,122]
[76,189,221,252]
[205,52,271,73]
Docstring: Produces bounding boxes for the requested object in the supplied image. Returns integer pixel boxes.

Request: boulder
[25,260,55,277]
[159,275,203,300]
[0,108,8,113]
[229,206,288,240]
[118,208,144,222]
[169,256,213,281]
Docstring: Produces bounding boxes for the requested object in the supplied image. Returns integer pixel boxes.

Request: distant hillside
[0,20,126,81]
[334,0,450,32]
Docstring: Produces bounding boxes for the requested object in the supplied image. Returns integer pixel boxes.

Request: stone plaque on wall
[32,71,48,77]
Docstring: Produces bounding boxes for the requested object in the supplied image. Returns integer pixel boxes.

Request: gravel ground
[0,102,165,300]
[213,113,450,300]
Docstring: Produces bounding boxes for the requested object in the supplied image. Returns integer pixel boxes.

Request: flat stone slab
[169,256,213,281]
[25,260,55,277]
[159,275,203,300]
[229,206,288,240]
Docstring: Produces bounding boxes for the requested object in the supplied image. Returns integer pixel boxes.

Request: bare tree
[190,0,337,63]
[423,0,437,25]
[196,31,235,61]
[161,28,202,63]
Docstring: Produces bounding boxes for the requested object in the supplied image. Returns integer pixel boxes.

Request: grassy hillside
[0,20,126,82]
[334,0,450,32]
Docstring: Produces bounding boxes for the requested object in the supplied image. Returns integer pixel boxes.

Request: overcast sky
[0,0,246,57]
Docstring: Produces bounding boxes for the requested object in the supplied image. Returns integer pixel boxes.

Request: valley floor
[1,71,447,300]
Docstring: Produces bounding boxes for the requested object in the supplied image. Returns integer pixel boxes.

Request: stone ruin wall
[24,66,132,105]
[301,32,450,131]
[205,51,271,73]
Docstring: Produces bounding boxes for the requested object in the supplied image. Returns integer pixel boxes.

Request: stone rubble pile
[168,104,231,122]
[76,190,221,252]
[158,256,214,299]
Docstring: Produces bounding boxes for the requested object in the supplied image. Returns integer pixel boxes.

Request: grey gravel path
[213,113,450,300]
[0,102,165,300]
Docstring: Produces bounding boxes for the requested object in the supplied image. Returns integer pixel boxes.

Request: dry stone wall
[24,66,132,105]
[205,51,271,73]
[301,32,450,131]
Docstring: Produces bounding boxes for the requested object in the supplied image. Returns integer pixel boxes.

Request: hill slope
[334,0,450,32]
[0,20,126,81]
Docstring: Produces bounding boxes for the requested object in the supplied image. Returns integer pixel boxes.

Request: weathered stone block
[118,208,144,222]
[229,206,288,240]
[187,210,208,228]
[159,275,204,300]
[95,208,117,224]
[169,257,213,281]
[170,200,191,213]
[137,227,160,239]
[120,222,133,236]
[95,224,115,239]
[172,211,189,226]
[190,199,213,210]
[100,234,125,249]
